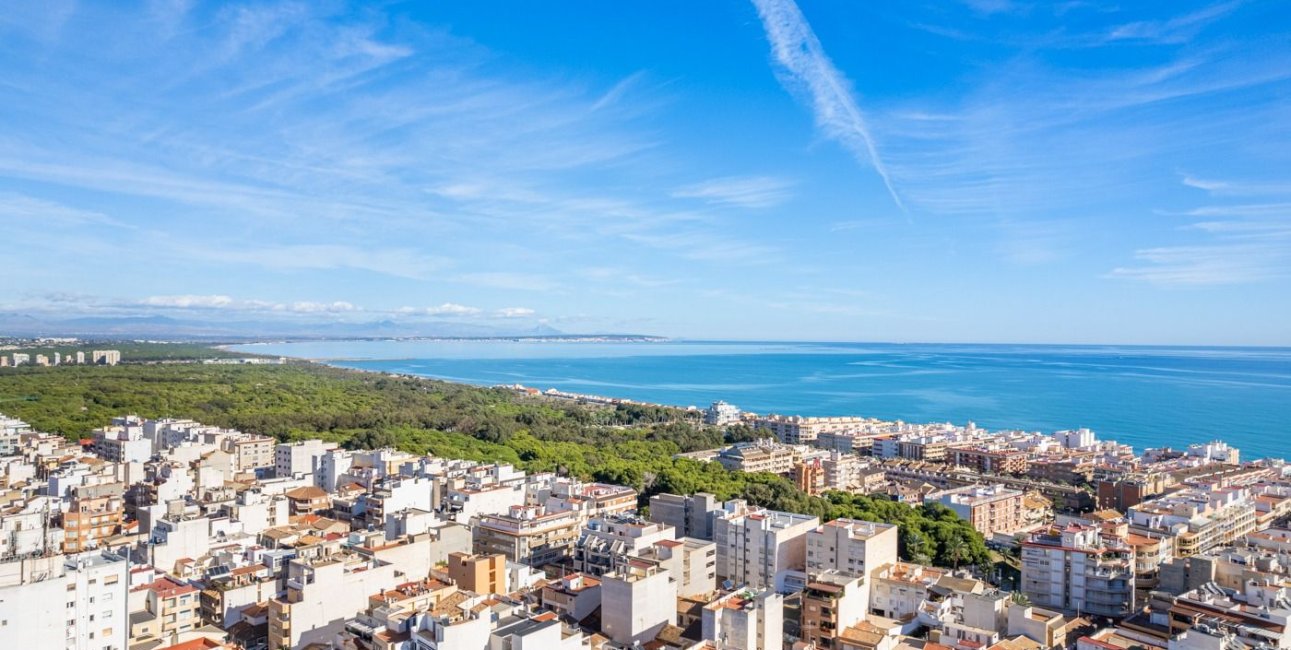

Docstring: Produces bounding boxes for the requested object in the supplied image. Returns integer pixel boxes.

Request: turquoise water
[231,340,1291,461]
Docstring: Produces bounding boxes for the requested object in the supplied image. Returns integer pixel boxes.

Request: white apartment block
[702,588,784,650]
[600,564,676,646]
[274,439,334,478]
[805,517,900,582]
[1021,524,1135,618]
[0,551,128,650]
[1129,486,1259,557]
[755,415,876,445]
[268,553,399,649]
[713,499,819,592]
[634,536,718,598]
[705,400,742,426]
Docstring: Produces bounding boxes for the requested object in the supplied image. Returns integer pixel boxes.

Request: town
[1,396,1287,650]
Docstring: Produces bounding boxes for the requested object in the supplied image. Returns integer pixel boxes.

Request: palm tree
[946,537,969,570]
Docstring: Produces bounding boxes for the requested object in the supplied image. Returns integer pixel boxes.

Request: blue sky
[1,0,1289,344]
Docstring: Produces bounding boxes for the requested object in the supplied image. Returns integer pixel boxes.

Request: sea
[228,340,1291,461]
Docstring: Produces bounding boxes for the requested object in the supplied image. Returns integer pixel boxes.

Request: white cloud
[398,303,483,316]
[0,192,130,229]
[1106,1,1241,44]
[1182,175,1291,197]
[1108,244,1288,286]
[1111,201,1291,286]
[185,244,447,281]
[750,0,904,209]
[495,307,535,318]
[139,294,237,309]
[672,176,793,209]
[288,301,357,313]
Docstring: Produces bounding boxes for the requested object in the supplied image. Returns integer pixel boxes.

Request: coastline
[237,342,1291,462]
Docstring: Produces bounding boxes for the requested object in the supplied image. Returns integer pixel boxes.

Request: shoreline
[252,347,1289,463]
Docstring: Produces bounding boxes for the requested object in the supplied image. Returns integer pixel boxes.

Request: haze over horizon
[3,1,1290,345]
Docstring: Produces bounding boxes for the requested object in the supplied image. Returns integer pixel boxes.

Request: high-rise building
[801,571,869,649]
[805,518,899,581]
[649,492,722,540]
[91,350,121,366]
[0,551,129,650]
[1021,523,1135,618]
[704,400,742,425]
[713,500,819,592]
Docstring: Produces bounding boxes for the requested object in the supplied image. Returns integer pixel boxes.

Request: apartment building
[950,447,1030,475]
[472,505,581,568]
[138,576,202,642]
[805,518,899,581]
[91,425,152,464]
[633,536,718,598]
[899,438,951,463]
[649,492,722,540]
[267,553,399,649]
[274,439,333,478]
[1021,524,1135,618]
[0,551,129,650]
[222,434,275,474]
[870,562,948,621]
[755,415,875,445]
[705,400,742,425]
[62,493,124,553]
[446,552,506,595]
[1128,487,1258,557]
[573,514,676,576]
[702,588,784,650]
[801,571,869,649]
[713,499,819,592]
[717,440,800,474]
[600,564,677,646]
[931,485,1027,537]
[91,350,121,365]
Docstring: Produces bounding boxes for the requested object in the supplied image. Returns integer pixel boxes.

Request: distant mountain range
[0,312,573,341]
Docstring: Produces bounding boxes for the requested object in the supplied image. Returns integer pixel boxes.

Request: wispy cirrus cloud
[1108,243,1289,286]
[1182,175,1291,197]
[1111,180,1291,286]
[750,0,904,210]
[1105,0,1241,44]
[672,176,793,209]
[0,192,132,229]
[183,244,448,281]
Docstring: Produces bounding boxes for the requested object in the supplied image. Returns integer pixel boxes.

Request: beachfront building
[705,400,742,426]
[755,415,875,445]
